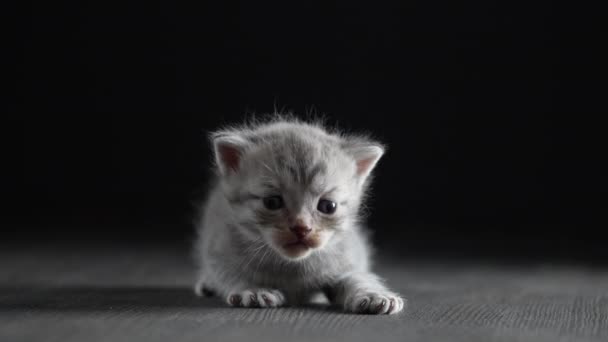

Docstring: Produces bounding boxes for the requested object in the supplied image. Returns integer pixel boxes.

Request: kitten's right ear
[212,133,249,175]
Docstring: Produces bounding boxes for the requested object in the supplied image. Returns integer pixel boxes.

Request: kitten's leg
[333,272,405,314]
[194,279,215,297]
[204,271,285,308]
[194,272,214,297]
[196,270,286,307]
[225,288,286,308]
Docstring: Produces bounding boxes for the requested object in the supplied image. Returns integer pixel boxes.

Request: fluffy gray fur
[193,117,405,314]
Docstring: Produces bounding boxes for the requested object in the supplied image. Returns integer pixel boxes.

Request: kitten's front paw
[226,289,286,308]
[345,291,405,315]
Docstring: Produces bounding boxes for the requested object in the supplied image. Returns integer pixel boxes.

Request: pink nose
[290,224,312,240]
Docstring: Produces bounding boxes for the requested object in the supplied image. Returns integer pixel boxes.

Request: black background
[8,1,606,261]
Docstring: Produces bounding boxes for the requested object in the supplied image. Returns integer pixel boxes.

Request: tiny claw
[262,294,273,306]
[250,294,259,307]
[358,299,368,310]
[387,298,395,313]
[229,295,242,306]
[376,299,386,312]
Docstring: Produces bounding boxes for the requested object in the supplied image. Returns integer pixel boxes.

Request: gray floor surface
[1,243,607,342]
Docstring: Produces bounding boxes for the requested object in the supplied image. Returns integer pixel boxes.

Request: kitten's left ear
[343,140,385,183]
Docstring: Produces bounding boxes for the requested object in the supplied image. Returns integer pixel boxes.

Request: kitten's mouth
[283,240,311,249]
[280,240,313,258]
[272,230,324,259]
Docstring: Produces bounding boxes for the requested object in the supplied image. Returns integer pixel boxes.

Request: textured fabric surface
[1,243,607,342]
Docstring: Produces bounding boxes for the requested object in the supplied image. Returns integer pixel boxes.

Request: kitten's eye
[317,199,337,214]
[262,196,284,210]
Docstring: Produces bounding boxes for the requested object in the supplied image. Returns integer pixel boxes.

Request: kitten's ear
[212,133,249,175]
[343,140,385,182]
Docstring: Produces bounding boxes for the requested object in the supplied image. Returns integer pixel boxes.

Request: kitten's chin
[279,242,314,260]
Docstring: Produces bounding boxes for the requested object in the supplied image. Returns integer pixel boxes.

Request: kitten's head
[211,119,384,261]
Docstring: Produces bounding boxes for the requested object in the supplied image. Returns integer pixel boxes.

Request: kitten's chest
[245,254,348,290]
[252,268,328,292]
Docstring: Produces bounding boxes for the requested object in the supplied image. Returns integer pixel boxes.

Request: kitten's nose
[290,224,312,240]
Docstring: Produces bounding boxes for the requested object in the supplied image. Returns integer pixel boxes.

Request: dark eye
[263,196,284,210]
[317,199,337,214]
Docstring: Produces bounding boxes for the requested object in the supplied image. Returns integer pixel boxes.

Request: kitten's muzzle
[289,224,312,240]
[273,224,321,257]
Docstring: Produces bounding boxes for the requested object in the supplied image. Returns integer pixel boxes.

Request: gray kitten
[193,118,405,314]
